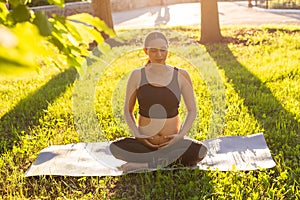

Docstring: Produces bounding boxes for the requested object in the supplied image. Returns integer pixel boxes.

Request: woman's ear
[143,48,148,55]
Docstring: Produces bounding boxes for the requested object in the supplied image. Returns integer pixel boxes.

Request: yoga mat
[25,133,276,177]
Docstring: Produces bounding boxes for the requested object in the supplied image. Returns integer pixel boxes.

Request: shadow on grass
[204,43,299,167]
[0,67,78,154]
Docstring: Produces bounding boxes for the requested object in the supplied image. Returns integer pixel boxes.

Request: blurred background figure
[248,0,253,7]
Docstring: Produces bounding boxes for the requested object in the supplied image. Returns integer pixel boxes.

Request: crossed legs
[110,137,208,171]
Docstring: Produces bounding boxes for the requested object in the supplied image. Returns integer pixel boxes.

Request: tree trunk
[200,0,223,44]
[92,0,114,39]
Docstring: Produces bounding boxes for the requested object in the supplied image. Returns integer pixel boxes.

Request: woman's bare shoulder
[129,67,143,78]
[128,67,143,85]
[176,68,190,79]
[131,67,143,74]
[177,68,188,74]
[176,67,193,86]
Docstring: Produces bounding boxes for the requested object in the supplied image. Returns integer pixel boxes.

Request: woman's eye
[149,49,167,53]
[150,49,159,53]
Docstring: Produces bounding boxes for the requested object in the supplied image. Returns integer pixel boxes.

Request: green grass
[0,25,299,199]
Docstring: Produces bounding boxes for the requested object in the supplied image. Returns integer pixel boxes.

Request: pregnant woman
[110,31,207,172]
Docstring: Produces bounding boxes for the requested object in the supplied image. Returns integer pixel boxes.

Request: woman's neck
[147,63,169,73]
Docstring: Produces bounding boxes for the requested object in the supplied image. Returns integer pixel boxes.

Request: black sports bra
[136,67,181,119]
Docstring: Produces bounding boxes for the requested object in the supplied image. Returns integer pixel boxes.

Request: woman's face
[144,38,168,65]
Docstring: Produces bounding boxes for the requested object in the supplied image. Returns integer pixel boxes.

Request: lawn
[0,25,299,199]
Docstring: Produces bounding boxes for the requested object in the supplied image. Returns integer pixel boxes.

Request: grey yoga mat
[25,133,276,177]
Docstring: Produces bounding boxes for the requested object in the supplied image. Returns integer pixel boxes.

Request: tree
[92,0,114,39]
[200,0,223,44]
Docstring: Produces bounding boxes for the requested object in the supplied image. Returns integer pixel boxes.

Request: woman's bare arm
[124,69,141,137]
[178,69,197,136]
[124,69,161,148]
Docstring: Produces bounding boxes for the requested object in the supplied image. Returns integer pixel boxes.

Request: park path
[112,1,300,29]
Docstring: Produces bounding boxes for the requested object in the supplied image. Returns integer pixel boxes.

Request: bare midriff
[137,115,181,146]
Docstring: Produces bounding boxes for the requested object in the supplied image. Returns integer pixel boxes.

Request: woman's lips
[155,59,163,63]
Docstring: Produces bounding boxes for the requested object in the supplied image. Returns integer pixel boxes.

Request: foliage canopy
[0,0,114,75]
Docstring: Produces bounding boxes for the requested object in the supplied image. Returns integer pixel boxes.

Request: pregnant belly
[138,115,180,146]
[148,132,175,145]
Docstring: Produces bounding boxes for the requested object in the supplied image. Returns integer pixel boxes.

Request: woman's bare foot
[118,162,149,172]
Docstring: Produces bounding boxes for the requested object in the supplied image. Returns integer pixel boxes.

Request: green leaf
[49,34,65,51]
[0,22,48,75]
[7,0,22,8]
[50,15,71,34]
[9,4,31,23]
[64,20,83,42]
[33,11,53,36]
[68,21,95,44]
[67,13,115,38]
[67,20,110,55]
[67,54,82,67]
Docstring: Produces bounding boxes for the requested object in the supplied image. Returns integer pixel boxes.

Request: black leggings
[109,137,207,168]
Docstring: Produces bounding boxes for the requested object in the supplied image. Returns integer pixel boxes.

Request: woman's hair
[143,31,168,65]
[144,31,169,49]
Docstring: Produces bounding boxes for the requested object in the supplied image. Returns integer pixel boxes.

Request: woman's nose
[157,50,162,56]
